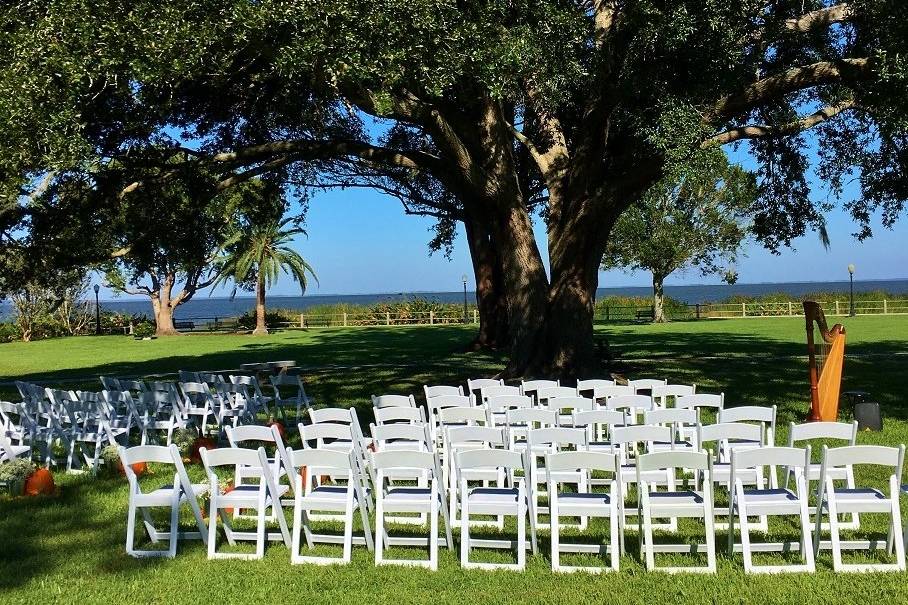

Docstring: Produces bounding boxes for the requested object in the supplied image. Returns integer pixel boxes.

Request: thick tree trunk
[151,296,179,336]
[253,275,268,335]
[463,215,508,349]
[652,273,666,323]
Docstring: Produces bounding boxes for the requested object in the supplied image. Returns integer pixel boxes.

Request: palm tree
[213,218,317,335]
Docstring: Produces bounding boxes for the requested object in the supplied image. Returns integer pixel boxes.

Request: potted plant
[0,458,36,496]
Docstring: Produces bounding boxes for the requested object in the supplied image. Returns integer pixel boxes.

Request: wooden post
[883,299,888,314]
[299,313,304,328]
[695,304,701,320]
[472,309,477,323]
[605,306,610,322]
[788,301,793,316]
[429,311,434,325]
[742,302,746,317]
[835,300,840,315]
[343,312,348,327]
[386,312,391,326]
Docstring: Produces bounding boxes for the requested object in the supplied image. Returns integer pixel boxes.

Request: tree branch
[746,3,854,45]
[704,99,857,146]
[710,58,871,122]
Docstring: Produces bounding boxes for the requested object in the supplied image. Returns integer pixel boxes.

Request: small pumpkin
[223,483,236,515]
[189,437,217,463]
[119,461,148,477]
[24,467,55,496]
[267,420,286,439]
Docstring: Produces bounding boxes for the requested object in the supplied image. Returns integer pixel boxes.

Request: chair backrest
[374,406,426,425]
[479,385,521,402]
[456,448,523,472]
[309,407,355,425]
[370,423,432,451]
[821,444,905,471]
[590,384,634,402]
[718,405,776,424]
[226,424,279,445]
[99,376,121,392]
[627,378,666,393]
[287,447,354,473]
[371,449,438,472]
[643,408,699,427]
[676,393,724,411]
[637,450,709,473]
[547,450,619,474]
[651,384,695,406]
[527,427,588,450]
[576,379,615,397]
[119,445,176,473]
[611,424,673,448]
[427,394,473,411]
[466,378,504,395]
[605,394,654,416]
[423,385,463,400]
[698,421,762,445]
[371,394,417,409]
[505,407,558,429]
[572,408,627,431]
[545,395,594,416]
[537,386,579,405]
[438,406,489,426]
[299,421,354,445]
[120,379,148,394]
[520,379,559,399]
[788,420,858,445]
[445,425,507,448]
[178,370,201,383]
[732,446,810,473]
[484,395,532,413]
[200,446,264,470]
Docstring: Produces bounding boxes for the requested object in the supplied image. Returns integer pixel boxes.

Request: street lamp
[848,264,856,317]
[93,284,101,334]
[462,274,468,323]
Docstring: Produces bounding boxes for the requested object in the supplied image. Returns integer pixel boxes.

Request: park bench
[174,320,195,331]
[635,307,655,321]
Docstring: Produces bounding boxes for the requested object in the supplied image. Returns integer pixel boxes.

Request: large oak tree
[2,1,907,376]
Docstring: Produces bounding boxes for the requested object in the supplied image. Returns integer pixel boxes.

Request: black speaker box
[854,402,883,432]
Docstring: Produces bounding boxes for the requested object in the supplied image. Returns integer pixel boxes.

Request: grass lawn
[1,317,907,603]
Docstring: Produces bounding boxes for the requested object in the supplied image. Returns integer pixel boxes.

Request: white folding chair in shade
[0,428,31,462]
[466,378,504,398]
[505,408,558,450]
[372,450,452,570]
[718,405,777,450]
[270,373,312,420]
[544,395,594,427]
[200,446,291,560]
[373,405,426,426]
[536,386,580,407]
[456,448,536,571]
[643,408,699,452]
[590,384,633,405]
[484,394,531,427]
[788,421,859,530]
[728,446,815,574]
[698,422,767,531]
[547,450,622,574]
[286,447,373,565]
[478,385,521,404]
[118,444,208,558]
[650,384,695,408]
[636,450,716,574]
[605,394,654,425]
[309,406,356,426]
[813,445,906,572]
[371,394,418,409]
[675,394,724,417]
[627,378,666,395]
[443,426,508,531]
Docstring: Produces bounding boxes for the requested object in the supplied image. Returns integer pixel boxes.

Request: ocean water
[2,279,906,321]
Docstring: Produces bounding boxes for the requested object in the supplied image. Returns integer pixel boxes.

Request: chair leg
[429,482,439,571]
[550,490,560,572]
[891,496,906,571]
[207,496,218,559]
[517,490,526,570]
[126,498,138,556]
[342,496,355,564]
[704,502,717,573]
[460,489,470,567]
[374,495,384,566]
[827,495,843,572]
[168,494,179,558]
[642,491,655,570]
[799,495,816,572]
[738,499,753,573]
[291,499,302,562]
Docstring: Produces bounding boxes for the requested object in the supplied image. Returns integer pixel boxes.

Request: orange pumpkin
[223,484,236,515]
[116,459,148,476]
[267,420,286,439]
[24,468,55,496]
[189,437,217,463]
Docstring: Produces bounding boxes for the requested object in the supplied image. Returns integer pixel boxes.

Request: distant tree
[212,216,317,335]
[602,162,757,322]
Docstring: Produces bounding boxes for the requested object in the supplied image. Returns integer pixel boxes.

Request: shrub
[133,321,156,338]
[0,458,36,494]
[236,310,288,330]
[0,322,19,343]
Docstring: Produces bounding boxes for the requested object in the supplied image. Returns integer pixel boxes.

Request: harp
[803,301,846,421]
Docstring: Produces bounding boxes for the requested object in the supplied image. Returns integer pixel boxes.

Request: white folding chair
[0,429,30,463]
[698,422,767,531]
[443,425,508,530]
[520,379,559,403]
[200,446,291,560]
[611,425,675,536]
[605,394,654,425]
[590,384,633,406]
[373,405,426,426]
[427,394,474,446]
[788,420,859,530]
[505,408,558,451]
[729,446,815,574]
[423,384,463,402]
[372,450,452,570]
[572,408,627,454]
[286,447,373,565]
[536,386,580,407]
[179,382,219,436]
[545,395,594,427]
[270,373,313,420]
[575,379,615,400]
[548,450,622,573]
[226,424,293,514]
[643,408,699,452]
[526,427,589,530]
[813,444,906,572]
[118,444,208,558]
[637,450,716,573]
[478,385,521,404]
[676,393,725,418]
[718,405,777,449]
[483,394,531,427]
[457,448,536,570]
[466,378,504,398]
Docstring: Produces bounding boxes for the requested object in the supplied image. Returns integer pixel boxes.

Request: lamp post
[462,274,468,323]
[848,264,856,317]
[93,284,101,335]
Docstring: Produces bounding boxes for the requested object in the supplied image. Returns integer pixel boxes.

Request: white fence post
[299,314,304,328]
[473,309,478,324]
[835,300,840,315]
[429,311,434,325]
[788,301,793,316]
[742,302,747,317]
[343,312,348,327]
[386,312,391,326]
[884,299,888,314]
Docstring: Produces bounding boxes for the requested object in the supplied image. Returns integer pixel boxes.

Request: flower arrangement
[0,458,37,495]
